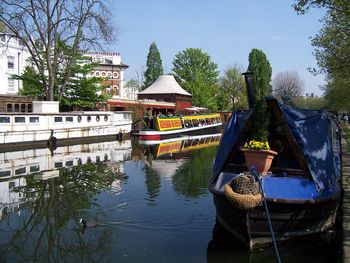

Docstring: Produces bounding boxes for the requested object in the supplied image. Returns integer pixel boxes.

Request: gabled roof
[138,75,192,96]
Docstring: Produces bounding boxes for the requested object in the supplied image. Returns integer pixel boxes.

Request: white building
[84,51,129,100]
[0,33,31,95]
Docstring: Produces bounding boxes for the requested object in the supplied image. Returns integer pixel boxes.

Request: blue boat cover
[213,101,341,192]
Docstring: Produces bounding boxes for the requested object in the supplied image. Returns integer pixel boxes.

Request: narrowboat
[0,102,132,149]
[208,97,342,249]
[132,113,222,141]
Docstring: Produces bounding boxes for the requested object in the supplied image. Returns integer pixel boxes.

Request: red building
[137,75,192,112]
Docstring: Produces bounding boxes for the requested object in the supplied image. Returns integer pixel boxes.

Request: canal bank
[342,128,350,262]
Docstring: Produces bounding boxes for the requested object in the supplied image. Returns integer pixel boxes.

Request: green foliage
[247,49,272,142]
[15,42,110,110]
[172,48,219,111]
[219,66,247,110]
[293,0,350,111]
[143,42,163,88]
[15,66,46,98]
[293,96,327,110]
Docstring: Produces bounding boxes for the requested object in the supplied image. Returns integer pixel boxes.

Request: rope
[250,167,282,263]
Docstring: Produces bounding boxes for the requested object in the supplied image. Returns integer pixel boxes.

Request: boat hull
[138,123,222,141]
[212,193,340,249]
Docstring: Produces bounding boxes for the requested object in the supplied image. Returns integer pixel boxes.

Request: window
[66,116,73,122]
[21,104,26,112]
[6,104,13,112]
[0,117,10,123]
[30,117,39,123]
[15,117,25,123]
[0,170,11,177]
[30,165,40,172]
[15,167,26,175]
[66,160,74,167]
[8,56,14,69]
[54,116,62,122]
[0,34,5,42]
[54,162,63,168]
[27,104,32,112]
[8,78,15,91]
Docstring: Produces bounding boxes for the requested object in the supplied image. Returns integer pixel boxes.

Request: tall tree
[172,48,219,111]
[0,0,115,101]
[293,1,350,110]
[219,65,247,110]
[143,42,163,88]
[16,44,110,110]
[272,71,304,99]
[247,48,272,142]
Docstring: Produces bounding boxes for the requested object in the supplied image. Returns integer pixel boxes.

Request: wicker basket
[224,184,262,210]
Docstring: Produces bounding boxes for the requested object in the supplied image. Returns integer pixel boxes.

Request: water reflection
[137,134,222,201]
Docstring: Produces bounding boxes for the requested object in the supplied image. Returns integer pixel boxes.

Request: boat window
[54,116,63,122]
[66,116,73,122]
[54,162,63,168]
[96,115,100,122]
[77,116,82,123]
[15,167,26,175]
[15,117,25,123]
[104,115,108,121]
[21,104,26,112]
[77,158,82,165]
[29,117,39,123]
[27,104,32,112]
[87,116,91,122]
[0,117,10,123]
[0,170,11,177]
[87,157,92,163]
[14,104,20,112]
[30,165,40,172]
[6,103,13,112]
[65,160,74,167]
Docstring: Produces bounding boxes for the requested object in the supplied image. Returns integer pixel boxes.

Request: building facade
[84,52,129,99]
[0,33,31,95]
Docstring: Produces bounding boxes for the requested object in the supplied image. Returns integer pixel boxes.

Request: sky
[109,0,326,96]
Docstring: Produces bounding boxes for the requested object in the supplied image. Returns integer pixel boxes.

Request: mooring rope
[250,167,282,263]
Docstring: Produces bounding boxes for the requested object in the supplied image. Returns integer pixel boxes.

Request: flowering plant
[243,140,270,151]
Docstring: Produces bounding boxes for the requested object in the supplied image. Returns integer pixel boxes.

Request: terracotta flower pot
[242,149,277,175]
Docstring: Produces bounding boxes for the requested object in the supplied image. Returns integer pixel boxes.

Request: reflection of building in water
[0,140,132,218]
[0,140,132,180]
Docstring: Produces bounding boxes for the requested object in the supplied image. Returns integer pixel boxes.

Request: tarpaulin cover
[213,101,340,192]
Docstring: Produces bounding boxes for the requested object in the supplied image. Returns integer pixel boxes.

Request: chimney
[242,71,254,109]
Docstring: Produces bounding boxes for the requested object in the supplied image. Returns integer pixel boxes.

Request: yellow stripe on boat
[156,117,183,131]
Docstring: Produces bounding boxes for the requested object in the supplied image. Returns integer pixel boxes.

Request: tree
[293,96,327,110]
[219,65,247,110]
[172,48,219,111]
[143,42,163,88]
[16,44,110,110]
[272,71,304,99]
[247,48,272,142]
[293,1,350,111]
[0,0,115,101]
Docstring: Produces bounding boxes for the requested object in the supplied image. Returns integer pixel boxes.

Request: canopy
[213,98,341,192]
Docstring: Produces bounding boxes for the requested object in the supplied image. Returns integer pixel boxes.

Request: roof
[138,75,192,96]
[212,98,341,193]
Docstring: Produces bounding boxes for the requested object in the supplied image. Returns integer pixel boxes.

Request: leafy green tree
[247,48,272,142]
[0,0,115,101]
[143,42,163,88]
[219,66,247,110]
[15,43,110,110]
[293,96,327,110]
[172,48,219,111]
[293,1,350,111]
[16,66,46,99]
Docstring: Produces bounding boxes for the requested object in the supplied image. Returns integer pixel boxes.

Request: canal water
[0,135,342,262]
